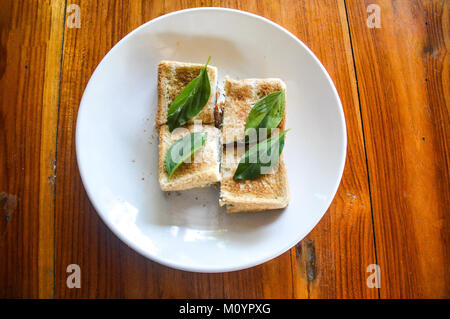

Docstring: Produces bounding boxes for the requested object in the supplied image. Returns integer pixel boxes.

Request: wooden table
[0,0,448,299]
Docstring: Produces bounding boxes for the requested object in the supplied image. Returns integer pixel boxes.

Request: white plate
[76,8,346,272]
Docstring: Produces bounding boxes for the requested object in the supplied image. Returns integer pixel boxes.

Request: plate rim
[75,7,348,273]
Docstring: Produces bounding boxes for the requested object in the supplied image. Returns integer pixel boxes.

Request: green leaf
[233,129,290,181]
[165,132,207,179]
[167,57,212,132]
[244,89,285,143]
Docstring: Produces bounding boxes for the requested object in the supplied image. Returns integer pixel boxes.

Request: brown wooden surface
[0,0,65,298]
[346,0,450,298]
[0,0,448,298]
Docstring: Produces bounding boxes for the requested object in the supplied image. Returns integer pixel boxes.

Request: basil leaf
[167,57,212,132]
[165,132,207,179]
[244,89,285,142]
[233,129,290,180]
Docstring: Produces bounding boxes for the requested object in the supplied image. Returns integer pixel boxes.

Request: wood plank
[0,0,65,298]
[346,0,450,298]
[280,0,378,298]
[38,0,66,299]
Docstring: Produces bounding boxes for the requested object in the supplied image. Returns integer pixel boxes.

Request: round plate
[76,8,347,272]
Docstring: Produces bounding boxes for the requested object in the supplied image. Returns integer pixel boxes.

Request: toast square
[221,77,286,144]
[158,124,221,191]
[157,61,218,127]
[219,145,290,213]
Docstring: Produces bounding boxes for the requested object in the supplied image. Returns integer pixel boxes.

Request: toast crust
[222,77,286,144]
[158,124,221,191]
[157,61,217,127]
[219,145,290,213]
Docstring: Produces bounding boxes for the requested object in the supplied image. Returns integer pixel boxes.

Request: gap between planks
[342,0,380,299]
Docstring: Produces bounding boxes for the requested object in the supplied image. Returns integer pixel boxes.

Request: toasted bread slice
[157,61,218,127]
[221,77,286,144]
[158,124,221,191]
[219,144,290,213]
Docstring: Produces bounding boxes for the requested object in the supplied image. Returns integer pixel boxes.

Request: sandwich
[156,60,218,127]
[158,124,221,191]
[219,143,290,213]
[221,76,286,144]
[156,58,290,214]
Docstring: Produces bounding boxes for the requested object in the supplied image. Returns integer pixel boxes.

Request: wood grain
[0,0,64,298]
[346,0,449,298]
[282,0,377,299]
[38,0,66,299]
